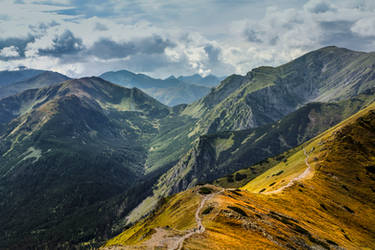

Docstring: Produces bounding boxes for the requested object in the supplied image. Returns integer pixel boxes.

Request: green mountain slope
[0,77,172,249]
[100,70,212,106]
[146,90,375,204]
[104,100,375,250]
[183,46,375,134]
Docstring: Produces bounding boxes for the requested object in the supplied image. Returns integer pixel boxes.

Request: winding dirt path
[265,148,312,194]
[174,192,214,250]
[135,189,223,250]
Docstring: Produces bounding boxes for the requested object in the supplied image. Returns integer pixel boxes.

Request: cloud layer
[0,0,374,78]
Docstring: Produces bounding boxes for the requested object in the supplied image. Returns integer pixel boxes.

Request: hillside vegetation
[104,100,375,249]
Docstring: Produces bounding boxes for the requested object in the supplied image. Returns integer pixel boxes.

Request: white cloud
[0,46,20,57]
[0,0,374,78]
[351,17,375,37]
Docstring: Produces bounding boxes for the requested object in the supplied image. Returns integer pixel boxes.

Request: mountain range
[177,74,225,87]
[0,46,375,249]
[100,70,223,106]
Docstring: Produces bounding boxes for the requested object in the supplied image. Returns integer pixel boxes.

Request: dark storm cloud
[88,35,175,59]
[88,38,135,59]
[38,30,84,56]
[0,35,36,60]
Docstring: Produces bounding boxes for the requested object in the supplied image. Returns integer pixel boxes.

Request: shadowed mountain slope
[0,77,172,249]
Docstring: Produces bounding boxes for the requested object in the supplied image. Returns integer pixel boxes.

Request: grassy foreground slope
[104,101,375,249]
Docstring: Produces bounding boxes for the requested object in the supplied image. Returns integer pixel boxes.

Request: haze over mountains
[100,70,223,106]
[0,68,223,107]
[0,46,375,249]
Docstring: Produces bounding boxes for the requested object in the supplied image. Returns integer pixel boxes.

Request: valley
[2,1,375,249]
[1,46,375,249]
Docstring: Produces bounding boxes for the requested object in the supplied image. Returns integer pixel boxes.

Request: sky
[0,0,374,78]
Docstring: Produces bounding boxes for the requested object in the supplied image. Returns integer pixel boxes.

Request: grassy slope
[104,101,375,249]
[152,91,375,199]
[214,91,375,188]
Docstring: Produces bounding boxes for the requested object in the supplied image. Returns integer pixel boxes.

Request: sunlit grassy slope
[104,101,375,249]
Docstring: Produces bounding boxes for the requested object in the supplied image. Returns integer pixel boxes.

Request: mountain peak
[165,75,177,80]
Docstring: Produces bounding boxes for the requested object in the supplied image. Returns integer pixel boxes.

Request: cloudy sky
[0,0,374,78]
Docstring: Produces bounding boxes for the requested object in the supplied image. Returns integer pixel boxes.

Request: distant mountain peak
[165,75,177,80]
[177,73,224,87]
[100,70,212,106]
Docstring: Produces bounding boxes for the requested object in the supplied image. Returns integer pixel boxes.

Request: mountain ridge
[182,46,375,134]
[0,68,46,87]
[104,97,375,249]
[0,71,70,100]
